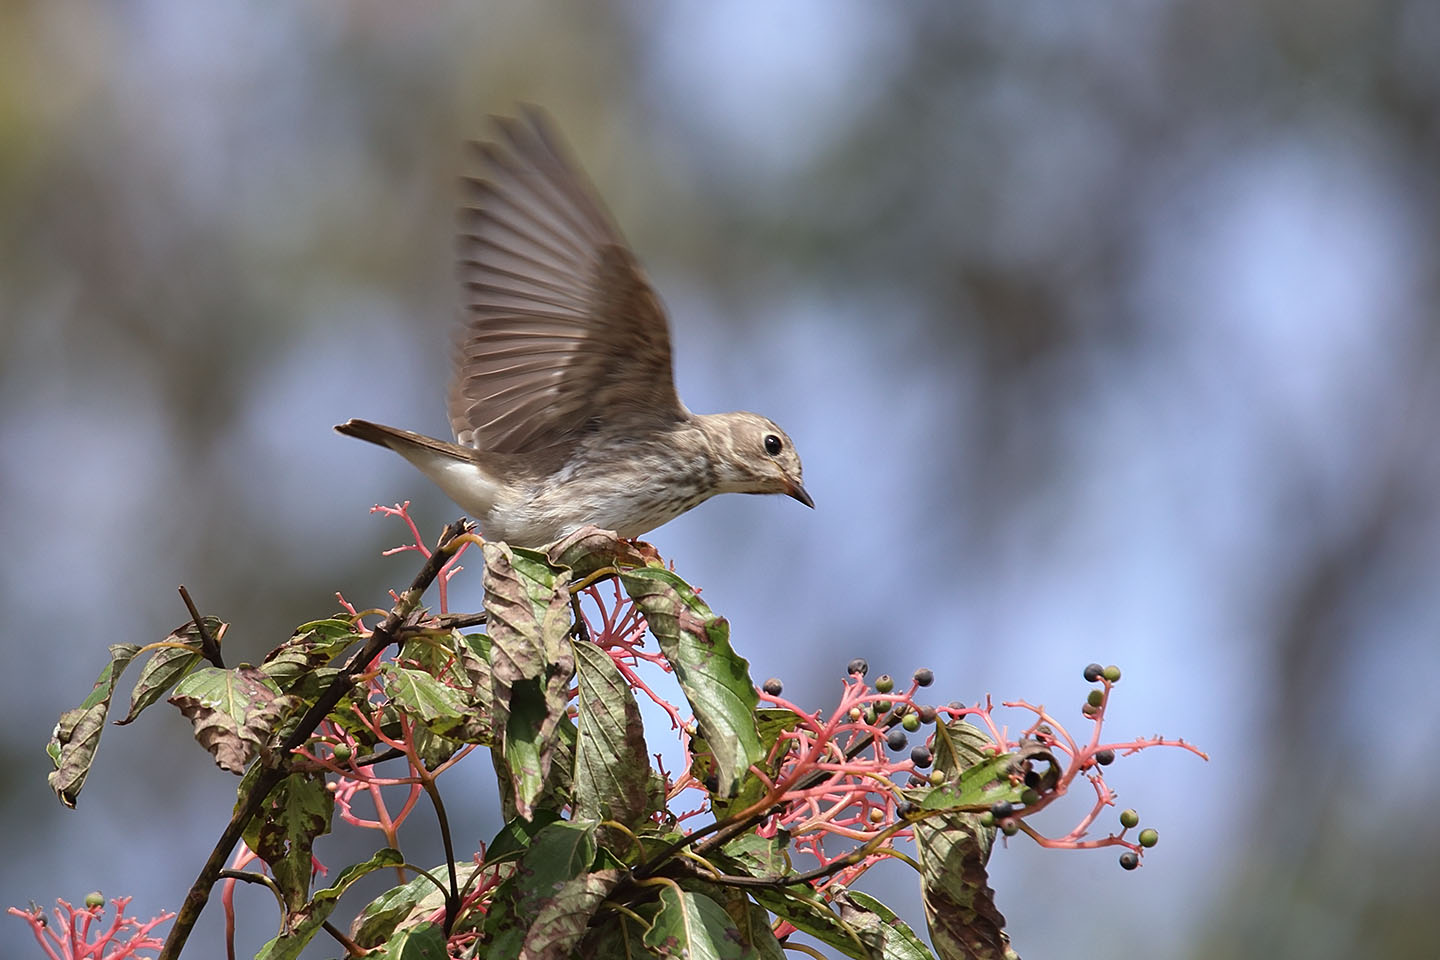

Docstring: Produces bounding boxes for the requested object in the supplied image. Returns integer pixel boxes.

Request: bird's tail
[334,419,472,459]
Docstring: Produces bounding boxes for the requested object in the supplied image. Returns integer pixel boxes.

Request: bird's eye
[764,434,783,456]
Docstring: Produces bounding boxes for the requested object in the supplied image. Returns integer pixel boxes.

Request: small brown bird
[336,108,811,546]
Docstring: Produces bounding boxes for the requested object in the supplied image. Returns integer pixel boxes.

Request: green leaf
[749,885,877,960]
[643,885,748,960]
[521,867,625,960]
[483,819,598,958]
[485,809,566,864]
[255,848,404,960]
[919,720,1021,814]
[46,643,142,807]
[714,830,791,882]
[118,618,222,724]
[351,861,488,948]
[572,640,655,828]
[168,665,296,773]
[579,912,654,960]
[692,708,799,816]
[835,889,938,960]
[364,921,448,959]
[243,772,334,912]
[619,567,762,796]
[483,542,577,819]
[260,618,361,696]
[381,663,489,744]
[543,525,654,580]
[683,880,787,960]
[913,778,1016,960]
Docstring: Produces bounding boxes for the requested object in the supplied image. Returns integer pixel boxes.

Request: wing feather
[449,108,681,454]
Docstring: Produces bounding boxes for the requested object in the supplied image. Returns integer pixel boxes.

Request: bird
[336,107,812,547]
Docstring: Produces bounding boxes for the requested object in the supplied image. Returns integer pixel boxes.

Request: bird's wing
[450,107,683,454]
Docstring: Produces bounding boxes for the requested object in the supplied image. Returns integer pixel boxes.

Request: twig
[178,585,224,668]
[157,519,475,960]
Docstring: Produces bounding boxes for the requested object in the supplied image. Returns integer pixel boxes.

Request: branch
[178,585,224,668]
[157,519,475,960]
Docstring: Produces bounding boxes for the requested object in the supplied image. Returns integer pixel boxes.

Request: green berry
[1103,664,1122,683]
[1001,818,1020,836]
[331,743,353,762]
[1083,663,1104,682]
[902,713,921,732]
[874,698,891,714]
[1020,788,1040,806]
[875,674,894,694]
[1119,851,1139,870]
[1087,689,1104,707]
[928,770,945,786]
[762,677,783,696]
[84,892,104,909]
[1138,828,1158,848]
[1120,808,1139,828]
[913,667,934,687]
[979,811,996,827]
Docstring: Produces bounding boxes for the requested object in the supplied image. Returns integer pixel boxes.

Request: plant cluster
[27,504,1205,959]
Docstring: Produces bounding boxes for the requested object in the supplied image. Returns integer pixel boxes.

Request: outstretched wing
[450,107,683,454]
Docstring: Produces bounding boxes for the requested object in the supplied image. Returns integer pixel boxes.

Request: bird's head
[706,411,813,509]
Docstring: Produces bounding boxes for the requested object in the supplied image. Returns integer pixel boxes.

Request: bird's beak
[786,480,815,509]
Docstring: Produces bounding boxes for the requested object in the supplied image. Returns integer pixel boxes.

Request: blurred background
[3,2,1438,957]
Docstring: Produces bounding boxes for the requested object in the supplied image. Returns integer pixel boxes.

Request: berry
[913,667,934,687]
[1001,818,1020,836]
[847,658,869,677]
[331,743,353,762]
[762,677,783,696]
[1020,788,1040,806]
[918,705,938,724]
[929,770,945,786]
[869,807,885,823]
[84,892,104,909]
[947,700,965,713]
[896,801,915,817]
[875,674,895,694]
[979,811,996,827]
[862,708,877,725]
[848,707,863,721]
[902,713,921,732]
[910,746,933,768]
[1083,662,1104,683]
[1103,664,1122,683]
[1094,749,1115,766]
[704,773,720,793]
[1087,689,1104,707]
[874,699,891,715]
[1119,851,1139,871]
[990,800,1015,820]
[1082,703,1099,718]
[1138,828,1158,848]
[886,728,909,751]
[1120,808,1139,828]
